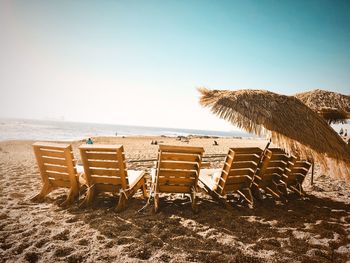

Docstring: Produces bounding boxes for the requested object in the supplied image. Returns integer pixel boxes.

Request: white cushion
[199,169,222,191]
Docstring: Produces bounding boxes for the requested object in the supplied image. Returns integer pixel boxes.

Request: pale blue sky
[1,0,349,131]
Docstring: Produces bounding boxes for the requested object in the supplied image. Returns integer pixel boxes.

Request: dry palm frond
[295,89,350,124]
[198,87,350,180]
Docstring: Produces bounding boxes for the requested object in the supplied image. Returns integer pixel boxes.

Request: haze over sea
[0,118,253,142]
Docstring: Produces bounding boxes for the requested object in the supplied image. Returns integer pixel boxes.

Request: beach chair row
[32,142,311,212]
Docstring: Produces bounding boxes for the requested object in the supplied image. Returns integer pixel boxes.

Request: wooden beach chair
[151,145,204,213]
[283,157,312,197]
[252,148,291,200]
[199,147,263,207]
[32,142,79,206]
[79,144,147,211]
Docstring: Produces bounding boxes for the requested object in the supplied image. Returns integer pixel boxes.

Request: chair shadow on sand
[59,191,350,263]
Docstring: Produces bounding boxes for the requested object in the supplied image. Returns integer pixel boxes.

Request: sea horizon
[0,118,255,142]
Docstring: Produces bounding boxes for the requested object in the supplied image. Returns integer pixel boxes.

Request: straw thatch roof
[198,88,350,180]
[295,89,350,124]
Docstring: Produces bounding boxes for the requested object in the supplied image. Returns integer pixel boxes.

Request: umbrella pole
[311,160,315,185]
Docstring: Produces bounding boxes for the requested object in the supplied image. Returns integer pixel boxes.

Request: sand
[1,136,350,263]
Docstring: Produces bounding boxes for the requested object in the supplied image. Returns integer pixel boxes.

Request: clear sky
[1,0,349,131]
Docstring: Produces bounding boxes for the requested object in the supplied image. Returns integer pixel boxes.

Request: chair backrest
[285,157,312,183]
[79,145,128,192]
[218,147,263,195]
[33,142,77,188]
[155,145,204,193]
[257,148,291,180]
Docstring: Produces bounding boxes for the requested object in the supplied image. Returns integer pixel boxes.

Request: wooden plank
[33,142,71,149]
[158,185,191,193]
[86,152,118,161]
[234,154,260,162]
[90,175,122,185]
[159,161,198,170]
[294,161,312,169]
[265,167,285,175]
[231,161,258,170]
[46,171,70,181]
[228,168,255,177]
[89,168,120,177]
[269,155,289,162]
[224,183,249,192]
[117,146,128,189]
[158,177,195,184]
[44,164,69,173]
[160,153,200,162]
[291,167,309,175]
[79,144,122,151]
[87,160,119,169]
[225,175,251,185]
[94,183,120,192]
[42,156,67,166]
[231,147,262,154]
[49,179,70,188]
[158,170,197,178]
[79,148,93,186]
[267,160,287,168]
[269,148,286,154]
[159,145,204,154]
[39,149,66,158]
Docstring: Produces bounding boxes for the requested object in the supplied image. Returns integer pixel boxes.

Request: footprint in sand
[53,246,74,258]
[52,229,70,241]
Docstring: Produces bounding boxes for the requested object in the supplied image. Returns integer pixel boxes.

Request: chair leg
[208,191,232,210]
[31,183,51,202]
[238,188,254,206]
[141,179,148,199]
[79,185,95,208]
[153,193,159,213]
[116,193,126,212]
[190,187,198,213]
[61,188,79,207]
[276,182,288,197]
[251,184,263,201]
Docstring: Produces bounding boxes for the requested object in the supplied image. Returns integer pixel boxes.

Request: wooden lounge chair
[32,142,79,206]
[252,148,291,200]
[283,157,311,197]
[151,145,204,213]
[79,144,147,211]
[199,147,263,207]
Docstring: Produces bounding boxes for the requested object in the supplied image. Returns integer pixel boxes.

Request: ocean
[0,118,253,142]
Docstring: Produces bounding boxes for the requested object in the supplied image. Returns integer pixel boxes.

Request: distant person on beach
[86,138,93,144]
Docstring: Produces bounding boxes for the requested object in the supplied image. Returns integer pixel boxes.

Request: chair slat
[90,175,122,185]
[158,170,197,178]
[159,161,198,170]
[160,153,200,162]
[87,160,119,169]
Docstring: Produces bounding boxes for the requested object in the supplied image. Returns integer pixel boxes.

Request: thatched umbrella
[198,88,350,180]
[295,89,350,124]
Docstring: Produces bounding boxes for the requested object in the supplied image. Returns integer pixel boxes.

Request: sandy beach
[1,136,350,263]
